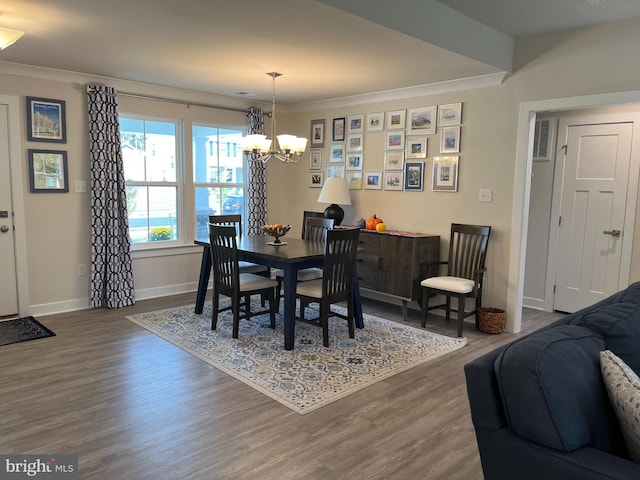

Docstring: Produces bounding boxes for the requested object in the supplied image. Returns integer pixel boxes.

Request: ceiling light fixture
[242,72,308,164]
[0,26,25,50]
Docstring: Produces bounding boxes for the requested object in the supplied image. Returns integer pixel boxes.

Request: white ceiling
[0,0,639,105]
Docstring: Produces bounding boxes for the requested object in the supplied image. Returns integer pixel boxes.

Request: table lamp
[317,177,351,226]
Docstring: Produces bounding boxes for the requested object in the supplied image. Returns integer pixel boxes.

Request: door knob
[0,225,9,233]
[603,229,621,237]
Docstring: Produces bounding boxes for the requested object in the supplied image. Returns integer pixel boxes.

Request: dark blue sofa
[465,283,640,480]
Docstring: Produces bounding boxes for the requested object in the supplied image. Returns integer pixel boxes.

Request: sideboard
[356,229,440,321]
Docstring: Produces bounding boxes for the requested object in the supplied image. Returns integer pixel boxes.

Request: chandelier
[242,72,308,164]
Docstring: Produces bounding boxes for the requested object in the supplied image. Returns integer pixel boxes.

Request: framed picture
[26,96,67,143]
[28,149,69,193]
[347,133,363,152]
[408,106,437,135]
[347,153,363,170]
[310,119,326,148]
[386,110,406,130]
[326,166,345,178]
[383,171,403,191]
[404,161,424,191]
[440,126,461,153]
[432,156,459,192]
[330,144,345,163]
[384,150,404,171]
[347,114,364,134]
[310,149,322,169]
[346,171,363,190]
[366,112,384,132]
[309,171,324,188]
[364,171,382,190]
[332,116,346,142]
[406,136,428,158]
[438,102,463,126]
[385,130,405,150]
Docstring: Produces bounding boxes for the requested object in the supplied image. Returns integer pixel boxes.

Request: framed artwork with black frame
[28,149,69,193]
[26,96,67,143]
[404,161,424,191]
[332,116,346,142]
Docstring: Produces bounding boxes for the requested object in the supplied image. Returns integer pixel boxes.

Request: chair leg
[457,293,465,337]
[275,277,283,313]
[268,289,276,329]
[475,292,482,329]
[320,302,329,347]
[421,289,429,328]
[347,299,355,339]
[445,296,451,322]
[211,292,220,330]
[232,296,241,339]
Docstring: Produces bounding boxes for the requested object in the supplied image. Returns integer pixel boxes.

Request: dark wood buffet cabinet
[356,229,440,321]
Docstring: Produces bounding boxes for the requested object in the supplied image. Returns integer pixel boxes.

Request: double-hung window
[193,124,245,237]
[120,117,182,245]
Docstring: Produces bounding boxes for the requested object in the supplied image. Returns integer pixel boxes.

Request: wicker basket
[478,307,506,334]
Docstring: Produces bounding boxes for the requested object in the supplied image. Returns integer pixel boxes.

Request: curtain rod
[85,85,254,114]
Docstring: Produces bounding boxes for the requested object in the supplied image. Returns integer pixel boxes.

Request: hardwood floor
[0,295,562,479]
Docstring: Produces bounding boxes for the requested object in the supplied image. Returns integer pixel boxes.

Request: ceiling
[1,0,639,106]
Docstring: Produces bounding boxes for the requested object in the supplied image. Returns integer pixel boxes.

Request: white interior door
[0,104,19,317]
[554,121,633,313]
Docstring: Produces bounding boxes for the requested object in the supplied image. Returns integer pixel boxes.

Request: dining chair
[295,227,360,347]
[301,210,325,239]
[420,223,491,337]
[208,214,268,275]
[274,216,335,309]
[208,224,278,338]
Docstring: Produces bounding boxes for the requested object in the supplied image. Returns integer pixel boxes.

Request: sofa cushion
[569,303,640,374]
[601,350,640,463]
[495,325,625,454]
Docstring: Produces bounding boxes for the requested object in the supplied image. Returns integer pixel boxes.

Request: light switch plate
[479,188,493,202]
[75,180,87,193]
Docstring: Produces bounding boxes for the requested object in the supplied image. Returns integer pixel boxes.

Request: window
[193,124,245,237]
[120,117,181,245]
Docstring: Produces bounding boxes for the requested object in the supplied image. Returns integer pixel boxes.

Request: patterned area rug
[0,316,56,346]
[126,302,467,414]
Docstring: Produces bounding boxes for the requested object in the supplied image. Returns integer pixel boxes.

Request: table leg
[195,245,211,314]
[282,264,297,350]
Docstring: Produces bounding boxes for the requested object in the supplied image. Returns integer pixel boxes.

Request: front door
[0,103,19,317]
[554,120,633,313]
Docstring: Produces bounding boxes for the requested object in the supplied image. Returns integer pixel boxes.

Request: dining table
[194,234,364,350]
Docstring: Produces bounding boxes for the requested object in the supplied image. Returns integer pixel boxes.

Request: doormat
[0,316,56,346]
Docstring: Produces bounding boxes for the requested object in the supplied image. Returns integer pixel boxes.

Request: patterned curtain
[246,107,267,235]
[86,85,135,308]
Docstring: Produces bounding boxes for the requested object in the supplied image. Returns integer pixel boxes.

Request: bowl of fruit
[263,223,291,245]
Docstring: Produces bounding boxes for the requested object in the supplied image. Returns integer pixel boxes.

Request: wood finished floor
[0,295,562,480]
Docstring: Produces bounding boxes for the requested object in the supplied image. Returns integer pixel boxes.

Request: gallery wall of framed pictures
[308,101,463,193]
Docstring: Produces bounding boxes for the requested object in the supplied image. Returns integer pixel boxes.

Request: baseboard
[31,282,200,317]
[522,296,546,310]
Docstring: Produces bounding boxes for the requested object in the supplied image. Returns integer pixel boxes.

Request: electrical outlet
[77,263,87,276]
[479,188,493,202]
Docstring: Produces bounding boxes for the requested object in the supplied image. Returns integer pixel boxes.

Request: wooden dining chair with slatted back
[274,216,335,310]
[295,227,360,347]
[208,224,278,338]
[301,210,325,239]
[208,214,268,275]
[420,223,491,337]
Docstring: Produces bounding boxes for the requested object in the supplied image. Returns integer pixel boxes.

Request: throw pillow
[600,349,640,463]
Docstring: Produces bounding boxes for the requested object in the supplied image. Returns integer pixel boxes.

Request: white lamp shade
[0,27,24,50]
[276,134,296,151]
[292,137,308,153]
[317,177,351,205]
[242,134,271,152]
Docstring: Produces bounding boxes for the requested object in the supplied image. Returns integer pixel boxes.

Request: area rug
[126,302,467,414]
[0,316,56,346]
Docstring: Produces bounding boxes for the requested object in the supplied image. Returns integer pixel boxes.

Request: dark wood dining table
[194,235,364,350]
